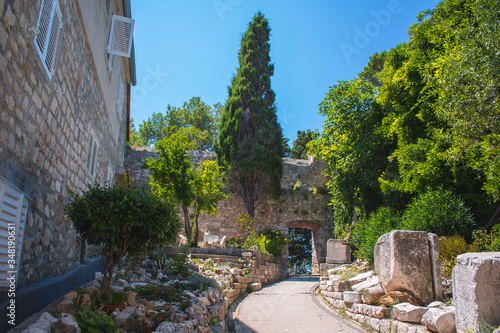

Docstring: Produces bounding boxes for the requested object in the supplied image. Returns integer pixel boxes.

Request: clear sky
[130,0,441,143]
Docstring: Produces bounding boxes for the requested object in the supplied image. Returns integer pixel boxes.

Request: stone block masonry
[0,1,128,288]
[125,146,334,274]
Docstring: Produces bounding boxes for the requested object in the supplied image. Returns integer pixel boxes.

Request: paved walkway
[234,276,366,333]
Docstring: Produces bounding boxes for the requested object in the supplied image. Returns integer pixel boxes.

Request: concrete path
[234,276,366,333]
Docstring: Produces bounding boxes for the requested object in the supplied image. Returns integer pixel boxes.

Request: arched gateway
[125,146,333,274]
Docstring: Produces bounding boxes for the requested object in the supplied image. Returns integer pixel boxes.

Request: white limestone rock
[50,314,81,333]
[392,302,428,324]
[374,230,442,305]
[421,307,456,333]
[452,252,500,333]
[351,275,379,292]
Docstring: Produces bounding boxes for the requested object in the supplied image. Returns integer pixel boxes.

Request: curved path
[234,276,366,333]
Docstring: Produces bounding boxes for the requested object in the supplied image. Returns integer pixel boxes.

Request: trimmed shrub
[351,206,400,264]
[400,188,475,240]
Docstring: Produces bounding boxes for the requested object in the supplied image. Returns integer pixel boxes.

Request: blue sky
[130,0,441,143]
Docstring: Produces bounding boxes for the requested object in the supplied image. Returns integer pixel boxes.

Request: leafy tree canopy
[290,129,318,160]
[139,97,222,150]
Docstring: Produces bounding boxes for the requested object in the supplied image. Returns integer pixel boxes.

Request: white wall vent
[0,178,29,289]
[107,15,135,58]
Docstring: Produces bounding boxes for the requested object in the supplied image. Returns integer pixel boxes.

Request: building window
[0,178,29,289]
[34,0,63,79]
[85,131,99,178]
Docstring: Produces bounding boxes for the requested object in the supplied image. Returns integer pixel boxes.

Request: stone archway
[286,220,328,275]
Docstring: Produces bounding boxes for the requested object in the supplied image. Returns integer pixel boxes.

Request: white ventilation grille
[85,132,99,178]
[34,0,63,78]
[0,178,28,289]
[107,15,135,58]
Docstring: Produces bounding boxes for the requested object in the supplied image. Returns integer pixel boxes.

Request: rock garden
[20,248,255,333]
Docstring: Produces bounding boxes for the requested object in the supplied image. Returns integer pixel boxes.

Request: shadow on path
[234,275,365,333]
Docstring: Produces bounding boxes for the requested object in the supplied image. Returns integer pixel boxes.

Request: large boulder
[374,230,442,305]
[452,252,500,333]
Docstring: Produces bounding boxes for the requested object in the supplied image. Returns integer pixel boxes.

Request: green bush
[472,224,500,252]
[258,229,289,257]
[351,206,400,264]
[439,235,471,278]
[74,308,119,333]
[400,188,475,240]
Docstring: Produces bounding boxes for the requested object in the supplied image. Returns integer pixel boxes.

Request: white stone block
[393,302,428,323]
[343,291,363,303]
[421,307,456,333]
[374,230,442,305]
[452,252,500,333]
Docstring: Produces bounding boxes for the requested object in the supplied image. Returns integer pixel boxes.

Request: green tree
[128,118,145,147]
[290,130,318,159]
[65,183,181,290]
[435,0,500,225]
[282,137,291,158]
[358,51,387,88]
[145,132,195,239]
[310,79,389,231]
[190,160,228,245]
[140,97,222,150]
[216,12,284,218]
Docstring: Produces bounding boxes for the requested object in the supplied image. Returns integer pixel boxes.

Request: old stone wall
[0,1,128,287]
[125,146,333,274]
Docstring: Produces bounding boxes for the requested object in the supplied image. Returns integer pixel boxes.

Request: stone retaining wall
[319,278,433,333]
[161,246,288,307]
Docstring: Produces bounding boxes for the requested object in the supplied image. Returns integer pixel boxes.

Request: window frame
[34,0,63,79]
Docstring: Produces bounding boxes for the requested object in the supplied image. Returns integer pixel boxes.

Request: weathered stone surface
[326,239,351,264]
[392,303,428,323]
[453,252,500,333]
[379,291,419,307]
[362,284,385,305]
[112,311,133,326]
[24,312,58,332]
[421,307,456,333]
[374,230,441,305]
[249,282,262,291]
[343,291,363,303]
[351,275,379,292]
[50,314,81,333]
[207,302,226,321]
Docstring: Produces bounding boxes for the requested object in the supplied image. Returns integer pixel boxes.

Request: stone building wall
[125,146,333,274]
[0,0,129,287]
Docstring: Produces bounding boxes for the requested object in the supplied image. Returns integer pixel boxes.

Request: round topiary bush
[351,206,401,264]
[400,188,475,240]
[65,183,182,290]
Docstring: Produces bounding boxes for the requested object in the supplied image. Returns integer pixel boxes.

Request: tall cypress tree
[216,12,284,218]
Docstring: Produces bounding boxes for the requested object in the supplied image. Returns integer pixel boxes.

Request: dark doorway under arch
[288,227,312,274]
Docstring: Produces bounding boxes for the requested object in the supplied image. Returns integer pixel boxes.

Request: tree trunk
[244,196,255,218]
[192,212,200,246]
[182,206,191,239]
